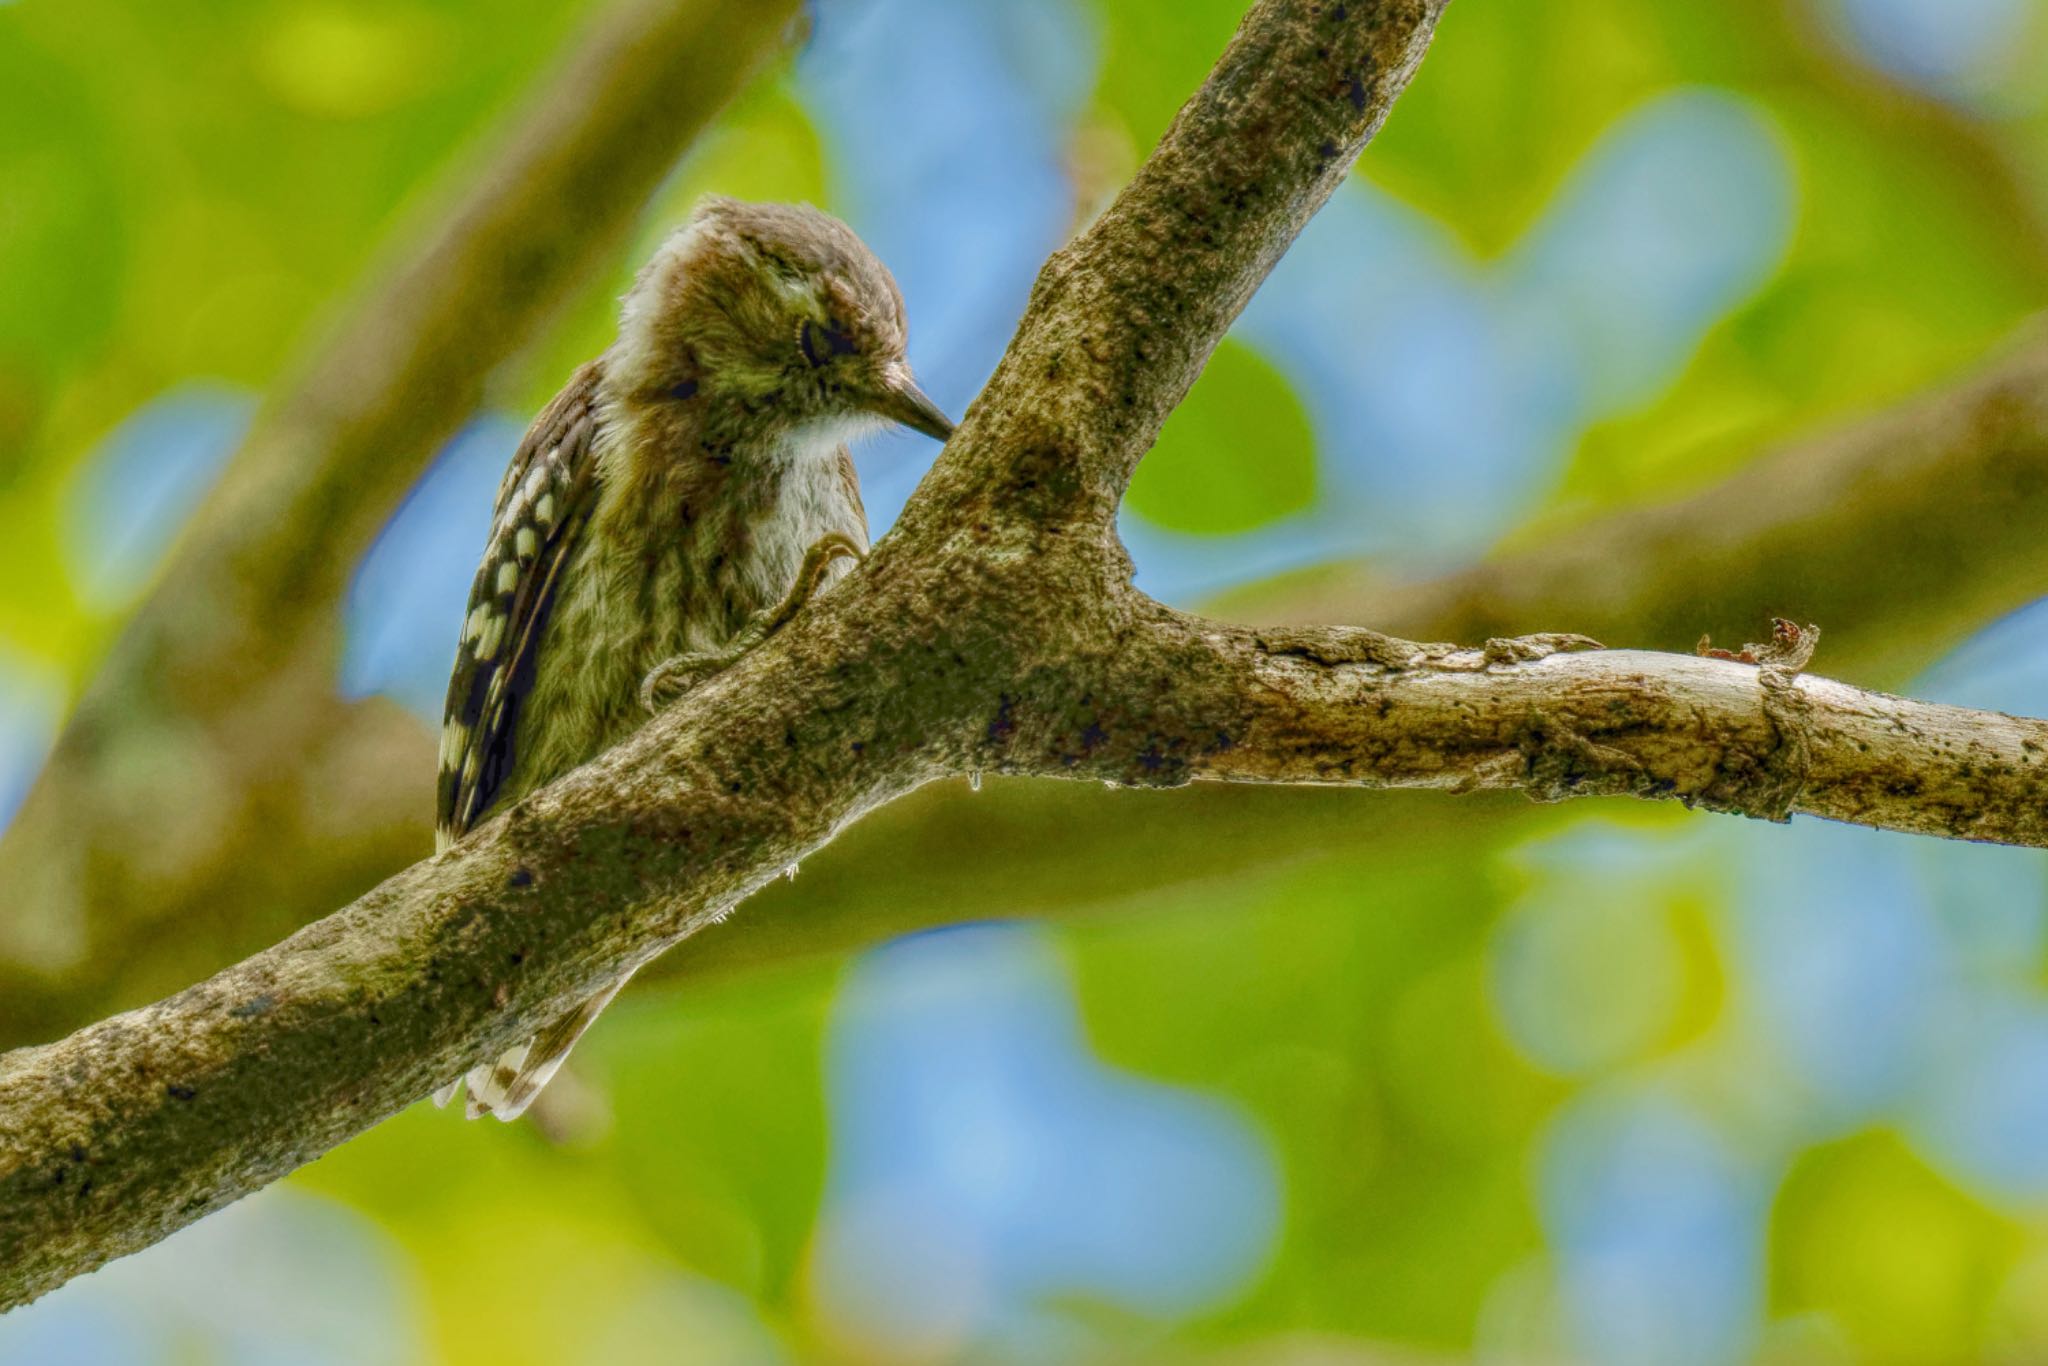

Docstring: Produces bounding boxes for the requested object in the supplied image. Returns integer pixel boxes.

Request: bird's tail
[431,975,630,1121]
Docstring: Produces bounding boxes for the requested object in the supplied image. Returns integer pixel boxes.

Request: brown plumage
[434,198,953,1120]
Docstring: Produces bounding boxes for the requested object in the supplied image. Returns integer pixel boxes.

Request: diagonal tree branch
[0,0,1449,1303]
[8,0,2048,1312]
[0,0,800,1032]
[902,0,1443,538]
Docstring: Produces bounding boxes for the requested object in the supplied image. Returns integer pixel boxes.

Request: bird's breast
[508,420,867,793]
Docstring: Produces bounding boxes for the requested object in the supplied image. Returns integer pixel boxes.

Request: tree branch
[9,0,2048,1312]
[1061,612,2048,845]
[648,320,2048,995]
[907,0,1444,534]
[661,327,2048,991]
[0,0,800,1037]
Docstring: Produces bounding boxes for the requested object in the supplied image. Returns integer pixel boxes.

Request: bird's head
[615,197,954,443]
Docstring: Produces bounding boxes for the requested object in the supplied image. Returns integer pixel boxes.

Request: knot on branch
[1699,618,1821,823]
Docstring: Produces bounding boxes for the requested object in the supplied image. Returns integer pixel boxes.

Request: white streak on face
[770,271,817,309]
[611,219,714,393]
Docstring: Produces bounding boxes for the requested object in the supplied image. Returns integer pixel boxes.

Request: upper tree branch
[655,326,2048,993]
[900,0,1445,536]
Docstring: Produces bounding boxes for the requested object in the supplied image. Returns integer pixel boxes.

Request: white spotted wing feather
[435,363,602,849]
[430,363,602,1115]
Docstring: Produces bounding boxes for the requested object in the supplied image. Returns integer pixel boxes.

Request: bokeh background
[5,0,2048,1361]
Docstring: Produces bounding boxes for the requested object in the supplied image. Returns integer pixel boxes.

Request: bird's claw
[639,652,726,713]
[765,533,864,631]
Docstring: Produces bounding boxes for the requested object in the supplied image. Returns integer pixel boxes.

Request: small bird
[433,197,953,1120]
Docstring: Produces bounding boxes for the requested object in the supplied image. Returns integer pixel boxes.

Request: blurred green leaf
[1771,1131,2024,1361]
[253,4,454,119]
[1125,339,1316,537]
[1071,828,1550,1347]
[0,37,126,378]
[591,973,831,1308]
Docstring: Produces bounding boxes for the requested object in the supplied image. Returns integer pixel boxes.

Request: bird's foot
[761,531,866,635]
[639,533,866,712]
[639,649,730,712]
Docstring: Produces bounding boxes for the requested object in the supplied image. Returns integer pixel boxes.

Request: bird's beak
[867,365,955,442]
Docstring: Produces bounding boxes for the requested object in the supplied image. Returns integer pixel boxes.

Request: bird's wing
[436,362,604,848]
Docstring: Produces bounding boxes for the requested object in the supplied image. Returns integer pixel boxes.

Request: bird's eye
[798,318,858,368]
